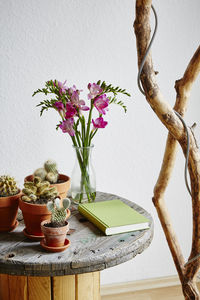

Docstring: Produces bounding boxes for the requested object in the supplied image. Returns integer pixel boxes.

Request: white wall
[1,0,200,285]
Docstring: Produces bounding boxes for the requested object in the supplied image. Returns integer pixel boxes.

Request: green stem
[89,129,98,145]
[71,136,95,202]
[80,116,86,147]
[85,101,93,147]
[76,131,82,147]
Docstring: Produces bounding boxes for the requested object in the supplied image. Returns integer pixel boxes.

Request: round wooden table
[0,192,153,300]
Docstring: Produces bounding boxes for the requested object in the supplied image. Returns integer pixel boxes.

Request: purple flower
[54,101,65,111]
[59,118,75,136]
[65,102,77,119]
[68,85,78,95]
[92,117,108,129]
[71,90,80,105]
[88,83,103,100]
[71,91,89,111]
[57,80,67,95]
[93,94,109,115]
[80,104,90,111]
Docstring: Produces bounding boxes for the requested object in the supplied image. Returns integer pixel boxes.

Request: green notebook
[78,200,150,235]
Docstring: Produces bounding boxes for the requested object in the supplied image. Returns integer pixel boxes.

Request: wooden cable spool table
[0,192,153,300]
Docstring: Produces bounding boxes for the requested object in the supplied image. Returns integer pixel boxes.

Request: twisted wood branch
[134,0,200,298]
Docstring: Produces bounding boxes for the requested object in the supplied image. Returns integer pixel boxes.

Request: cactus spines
[33,176,42,186]
[47,197,71,227]
[0,176,19,197]
[33,160,59,184]
[44,160,59,183]
[45,172,58,184]
[22,195,32,202]
[24,182,37,194]
[34,168,47,181]
[22,176,58,204]
[63,198,71,209]
[44,159,58,173]
[44,160,58,174]
[37,182,50,194]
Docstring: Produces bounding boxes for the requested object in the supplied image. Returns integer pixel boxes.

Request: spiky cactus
[33,160,59,184]
[47,198,71,227]
[22,176,58,204]
[34,168,47,181]
[45,171,58,184]
[0,176,19,197]
[44,160,58,174]
[44,160,59,184]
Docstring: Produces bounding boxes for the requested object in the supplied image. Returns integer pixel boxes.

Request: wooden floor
[101,283,200,300]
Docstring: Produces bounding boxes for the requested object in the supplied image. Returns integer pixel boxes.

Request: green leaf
[97,80,101,85]
[56,121,62,130]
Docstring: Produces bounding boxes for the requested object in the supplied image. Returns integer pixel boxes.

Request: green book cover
[78,200,150,235]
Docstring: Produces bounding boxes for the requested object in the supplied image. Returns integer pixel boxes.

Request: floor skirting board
[101,276,200,300]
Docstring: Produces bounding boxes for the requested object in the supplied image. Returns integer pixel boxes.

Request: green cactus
[33,160,59,184]
[47,198,71,227]
[34,168,47,181]
[44,160,59,184]
[0,176,19,197]
[45,172,58,184]
[22,176,58,204]
[44,160,58,174]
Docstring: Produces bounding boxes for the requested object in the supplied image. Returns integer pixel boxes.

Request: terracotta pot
[24,174,70,200]
[0,190,21,232]
[41,220,69,247]
[19,199,51,236]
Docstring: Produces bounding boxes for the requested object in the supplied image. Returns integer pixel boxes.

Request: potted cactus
[0,176,21,232]
[19,176,70,239]
[40,198,71,252]
[25,159,70,199]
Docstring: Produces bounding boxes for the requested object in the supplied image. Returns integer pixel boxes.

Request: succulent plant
[44,159,58,174]
[47,197,71,227]
[45,171,58,184]
[33,160,59,184]
[34,168,47,181]
[22,176,58,204]
[0,176,19,197]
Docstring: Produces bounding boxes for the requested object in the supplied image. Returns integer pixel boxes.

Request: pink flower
[71,90,81,106]
[65,102,77,119]
[59,118,75,136]
[68,85,78,95]
[92,117,108,129]
[88,83,103,100]
[93,94,109,115]
[71,91,89,111]
[57,80,67,95]
[80,102,90,111]
[54,101,64,111]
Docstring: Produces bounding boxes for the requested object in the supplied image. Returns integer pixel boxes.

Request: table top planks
[0,192,153,277]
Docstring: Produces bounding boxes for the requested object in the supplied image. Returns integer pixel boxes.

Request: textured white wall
[1,0,200,285]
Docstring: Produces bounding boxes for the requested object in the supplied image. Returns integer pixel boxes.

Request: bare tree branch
[134,0,200,298]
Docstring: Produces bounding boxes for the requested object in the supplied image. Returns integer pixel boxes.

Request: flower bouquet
[33,80,130,203]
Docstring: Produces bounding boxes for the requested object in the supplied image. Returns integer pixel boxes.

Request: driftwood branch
[134,0,200,298]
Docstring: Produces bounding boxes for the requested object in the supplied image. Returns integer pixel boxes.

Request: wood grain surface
[0,192,153,277]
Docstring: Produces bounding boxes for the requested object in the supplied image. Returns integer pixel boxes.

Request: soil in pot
[0,190,21,232]
[41,220,69,247]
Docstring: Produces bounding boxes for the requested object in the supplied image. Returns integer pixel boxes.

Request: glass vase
[71,145,96,204]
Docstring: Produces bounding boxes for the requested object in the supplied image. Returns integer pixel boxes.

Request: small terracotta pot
[0,190,21,232]
[41,220,69,247]
[24,174,70,200]
[19,199,51,236]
